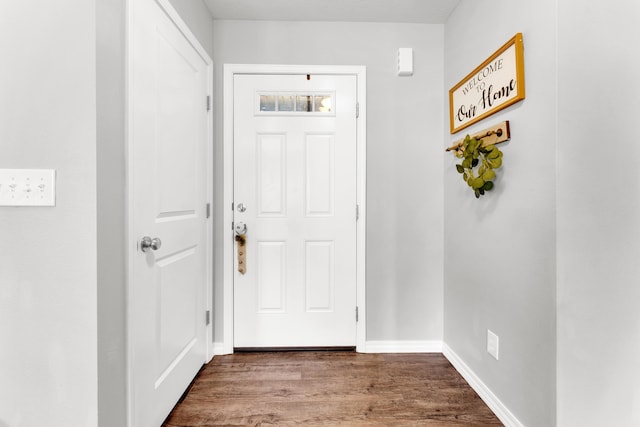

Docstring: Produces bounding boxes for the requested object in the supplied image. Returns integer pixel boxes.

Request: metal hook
[478,129,503,139]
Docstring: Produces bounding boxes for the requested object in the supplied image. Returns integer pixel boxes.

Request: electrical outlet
[487,329,499,360]
[0,169,56,206]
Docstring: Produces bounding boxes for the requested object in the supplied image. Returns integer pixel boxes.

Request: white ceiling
[203,0,461,24]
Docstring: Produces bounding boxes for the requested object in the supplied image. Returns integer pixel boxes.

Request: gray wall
[557,0,640,425]
[169,0,214,57]
[0,2,98,426]
[211,20,445,344]
[444,0,557,425]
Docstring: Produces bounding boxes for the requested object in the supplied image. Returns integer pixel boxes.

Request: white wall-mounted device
[397,48,414,76]
[0,169,56,206]
[487,329,500,360]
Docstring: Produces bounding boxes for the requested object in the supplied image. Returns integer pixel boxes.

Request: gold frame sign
[449,33,525,134]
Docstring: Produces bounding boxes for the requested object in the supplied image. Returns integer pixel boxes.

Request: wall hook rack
[446,121,511,153]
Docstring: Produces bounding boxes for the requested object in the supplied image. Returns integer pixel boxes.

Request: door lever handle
[140,236,162,252]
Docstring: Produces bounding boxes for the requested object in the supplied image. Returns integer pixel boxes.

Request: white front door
[129,0,211,425]
[233,74,357,348]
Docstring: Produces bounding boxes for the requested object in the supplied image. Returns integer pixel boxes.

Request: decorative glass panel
[296,95,313,112]
[314,95,332,113]
[257,92,335,115]
[278,95,295,112]
[259,95,276,112]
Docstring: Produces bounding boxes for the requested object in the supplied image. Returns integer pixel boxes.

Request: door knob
[140,236,162,252]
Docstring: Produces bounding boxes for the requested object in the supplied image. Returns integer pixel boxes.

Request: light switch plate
[0,169,56,206]
[487,329,499,360]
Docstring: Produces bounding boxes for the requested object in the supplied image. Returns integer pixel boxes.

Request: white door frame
[222,64,367,354]
[126,0,214,424]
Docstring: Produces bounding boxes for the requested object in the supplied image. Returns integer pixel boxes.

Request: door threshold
[234,346,356,353]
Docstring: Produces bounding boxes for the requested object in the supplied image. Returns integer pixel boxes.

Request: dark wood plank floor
[163,352,503,426]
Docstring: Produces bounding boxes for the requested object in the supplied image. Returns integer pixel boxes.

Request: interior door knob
[140,236,162,252]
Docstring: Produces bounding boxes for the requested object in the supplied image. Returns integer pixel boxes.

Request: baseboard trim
[234,346,356,353]
[363,340,443,353]
[442,343,524,427]
[213,342,229,356]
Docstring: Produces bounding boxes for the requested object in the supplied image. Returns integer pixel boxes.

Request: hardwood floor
[163,352,502,426]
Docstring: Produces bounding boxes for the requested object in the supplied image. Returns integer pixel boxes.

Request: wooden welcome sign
[449,33,525,134]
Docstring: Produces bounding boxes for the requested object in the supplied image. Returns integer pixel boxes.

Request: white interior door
[129,0,210,425]
[233,74,357,348]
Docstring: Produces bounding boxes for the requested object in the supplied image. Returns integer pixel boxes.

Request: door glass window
[295,95,312,112]
[278,95,295,112]
[314,95,332,113]
[257,92,334,115]
[259,95,276,112]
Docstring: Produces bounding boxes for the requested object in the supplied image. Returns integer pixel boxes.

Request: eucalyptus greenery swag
[454,135,503,199]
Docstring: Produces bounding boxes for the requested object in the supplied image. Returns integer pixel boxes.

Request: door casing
[221,64,367,354]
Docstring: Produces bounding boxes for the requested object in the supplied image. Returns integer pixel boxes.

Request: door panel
[257,241,287,312]
[130,0,209,425]
[306,134,335,216]
[233,74,357,348]
[305,240,334,311]
[257,134,286,216]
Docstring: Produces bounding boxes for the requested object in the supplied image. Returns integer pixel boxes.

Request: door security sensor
[398,48,413,76]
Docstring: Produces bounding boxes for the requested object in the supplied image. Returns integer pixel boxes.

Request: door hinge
[206,95,211,112]
[356,102,359,118]
[356,204,360,221]
[206,310,211,326]
[356,306,359,322]
[206,203,211,219]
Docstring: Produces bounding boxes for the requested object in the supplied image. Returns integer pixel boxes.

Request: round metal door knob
[140,236,162,252]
